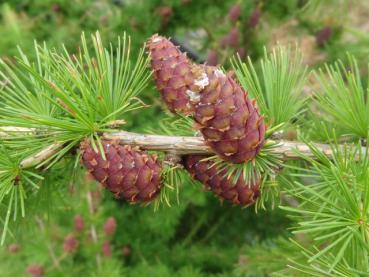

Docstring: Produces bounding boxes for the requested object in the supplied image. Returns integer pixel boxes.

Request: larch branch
[17,130,349,169]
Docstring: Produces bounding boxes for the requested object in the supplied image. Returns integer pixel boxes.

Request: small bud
[227,27,240,48]
[249,8,261,28]
[102,240,112,257]
[8,243,19,253]
[285,129,298,141]
[74,215,84,232]
[206,50,218,66]
[156,6,173,26]
[63,234,79,253]
[228,4,241,23]
[157,6,173,17]
[51,4,62,13]
[104,217,117,236]
[316,27,332,46]
[26,265,44,277]
[122,245,132,257]
[100,15,108,25]
[220,36,229,48]
[236,47,247,59]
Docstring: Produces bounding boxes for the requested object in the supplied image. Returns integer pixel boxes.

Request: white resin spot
[214,69,225,78]
[152,36,163,43]
[194,73,209,89]
[186,90,200,102]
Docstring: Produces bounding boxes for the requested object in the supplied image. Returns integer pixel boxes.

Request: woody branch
[11,129,354,169]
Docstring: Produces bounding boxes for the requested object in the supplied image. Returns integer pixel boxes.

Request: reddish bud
[100,15,108,25]
[102,240,112,257]
[220,36,229,48]
[51,4,62,13]
[316,27,332,46]
[206,50,218,66]
[157,6,173,26]
[157,6,173,17]
[104,217,117,236]
[63,234,79,253]
[8,243,19,253]
[122,245,132,257]
[26,265,44,277]
[74,215,84,232]
[227,27,240,48]
[236,47,247,59]
[228,4,241,23]
[249,8,261,28]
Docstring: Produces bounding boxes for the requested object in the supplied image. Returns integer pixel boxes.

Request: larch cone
[147,35,265,163]
[81,140,162,203]
[191,66,265,163]
[147,34,208,115]
[184,155,260,206]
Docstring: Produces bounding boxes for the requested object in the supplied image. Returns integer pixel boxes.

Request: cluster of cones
[81,34,265,207]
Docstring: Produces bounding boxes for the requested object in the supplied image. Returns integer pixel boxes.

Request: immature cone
[26,265,44,277]
[192,66,265,163]
[63,234,79,253]
[74,215,84,232]
[184,155,260,206]
[147,34,208,114]
[236,47,247,59]
[249,8,261,28]
[228,4,241,23]
[102,240,112,257]
[122,245,132,257]
[316,27,332,46]
[8,243,19,253]
[81,140,162,203]
[206,49,219,66]
[227,27,240,48]
[156,6,173,26]
[104,217,117,236]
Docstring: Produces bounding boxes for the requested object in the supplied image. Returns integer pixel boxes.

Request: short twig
[86,191,101,270]
[35,216,60,270]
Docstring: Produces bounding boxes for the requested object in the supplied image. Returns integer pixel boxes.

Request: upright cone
[192,66,265,163]
[147,34,208,114]
[147,35,265,163]
[81,140,162,203]
[184,155,260,206]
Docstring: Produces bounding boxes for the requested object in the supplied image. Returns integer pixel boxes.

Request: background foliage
[0,0,369,276]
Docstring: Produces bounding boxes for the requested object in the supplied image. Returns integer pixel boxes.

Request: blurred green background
[1,0,368,276]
